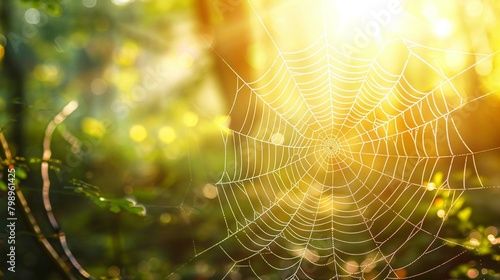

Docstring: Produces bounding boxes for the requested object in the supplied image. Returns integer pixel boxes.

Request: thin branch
[42,100,93,279]
[1,131,76,280]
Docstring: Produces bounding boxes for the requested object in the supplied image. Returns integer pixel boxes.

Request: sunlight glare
[465,0,483,18]
[178,52,193,68]
[434,18,452,37]
[333,0,398,25]
[215,115,232,135]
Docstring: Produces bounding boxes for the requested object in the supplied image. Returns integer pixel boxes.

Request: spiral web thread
[181,1,500,279]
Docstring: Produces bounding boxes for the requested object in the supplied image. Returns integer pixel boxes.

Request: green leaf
[128,205,146,216]
[16,167,27,179]
[109,204,121,213]
[93,197,108,208]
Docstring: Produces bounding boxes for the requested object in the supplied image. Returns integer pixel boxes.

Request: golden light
[304,249,320,263]
[465,0,483,18]
[178,52,194,68]
[475,56,493,76]
[344,260,359,274]
[183,111,199,127]
[487,234,495,242]
[469,238,480,247]
[426,182,436,191]
[215,115,231,135]
[129,124,147,142]
[82,117,106,138]
[202,184,218,199]
[246,43,269,69]
[360,258,376,273]
[33,63,61,83]
[437,209,446,219]
[158,126,176,144]
[107,266,120,278]
[332,0,402,29]
[270,133,284,145]
[160,212,172,224]
[111,0,133,6]
[113,41,139,66]
[433,18,453,37]
[467,268,479,279]
[485,226,498,237]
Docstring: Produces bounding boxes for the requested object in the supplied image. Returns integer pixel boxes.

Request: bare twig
[1,100,95,279]
[1,130,76,279]
[42,100,93,279]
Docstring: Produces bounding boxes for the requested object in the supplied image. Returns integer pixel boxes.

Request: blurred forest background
[1,0,500,279]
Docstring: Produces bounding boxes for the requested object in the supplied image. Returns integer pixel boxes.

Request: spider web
[172,1,500,279]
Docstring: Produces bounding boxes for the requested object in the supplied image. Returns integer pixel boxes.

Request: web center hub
[322,137,341,158]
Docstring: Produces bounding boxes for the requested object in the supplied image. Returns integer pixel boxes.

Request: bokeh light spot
[469,238,480,246]
[246,44,268,69]
[82,117,106,138]
[160,213,172,224]
[25,8,41,24]
[108,266,120,278]
[130,125,147,142]
[91,78,107,95]
[485,226,498,236]
[434,19,452,37]
[475,56,493,76]
[271,133,284,145]
[467,268,479,278]
[203,184,218,199]
[82,0,97,8]
[445,51,466,69]
[111,0,133,6]
[465,0,483,17]
[183,111,199,127]
[113,41,139,66]
[345,260,358,274]
[158,126,176,144]
[437,209,446,219]
[33,64,61,84]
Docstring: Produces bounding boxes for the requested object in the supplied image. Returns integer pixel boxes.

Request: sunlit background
[1,0,500,279]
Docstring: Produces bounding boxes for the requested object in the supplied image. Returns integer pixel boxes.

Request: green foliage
[20,0,62,16]
[67,179,146,216]
[15,166,27,179]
